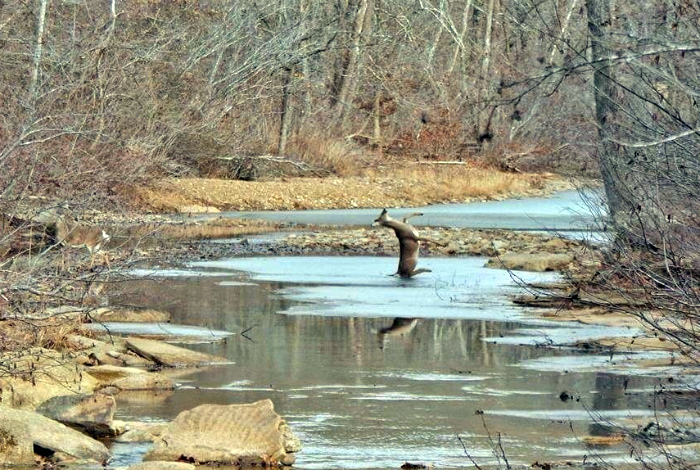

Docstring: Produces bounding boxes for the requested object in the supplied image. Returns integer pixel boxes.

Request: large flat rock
[36,393,117,437]
[84,365,175,391]
[83,364,149,382]
[0,406,109,464]
[144,400,299,466]
[110,373,175,391]
[0,348,99,409]
[0,418,35,466]
[89,307,172,323]
[128,462,195,470]
[68,335,153,368]
[125,338,226,367]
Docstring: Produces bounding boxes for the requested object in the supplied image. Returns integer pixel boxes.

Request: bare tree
[585,0,631,221]
[332,0,373,129]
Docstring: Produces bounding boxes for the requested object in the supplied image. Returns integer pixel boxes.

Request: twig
[457,435,483,470]
[240,323,257,342]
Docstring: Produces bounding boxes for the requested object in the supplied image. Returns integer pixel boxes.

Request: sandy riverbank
[127,167,575,213]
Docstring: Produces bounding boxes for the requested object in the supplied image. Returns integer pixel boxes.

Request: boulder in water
[84,364,175,391]
[144,400,300,466]
[127,463,196,470]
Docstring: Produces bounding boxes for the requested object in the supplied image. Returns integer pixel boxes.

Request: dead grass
[582,435,627,447]
[109,219,284,246]
[130,164,569,213]
[286,134,377,177]
[0,318,80,353]
[367,165,549,202]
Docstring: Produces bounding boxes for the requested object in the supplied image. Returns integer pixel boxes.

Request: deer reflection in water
[377,317,419,349]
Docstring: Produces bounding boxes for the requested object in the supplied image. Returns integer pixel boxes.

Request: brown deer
[372,209,443,278]
[55,219,111,266]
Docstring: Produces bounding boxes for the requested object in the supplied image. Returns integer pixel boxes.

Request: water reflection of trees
[114,274,682,463]
[119,277,579,386]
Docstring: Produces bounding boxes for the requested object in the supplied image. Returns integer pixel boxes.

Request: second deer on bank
[55,219,111,266]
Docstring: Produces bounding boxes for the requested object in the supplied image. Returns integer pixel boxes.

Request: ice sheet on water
[190,256,565,323]
[484,325,642,346]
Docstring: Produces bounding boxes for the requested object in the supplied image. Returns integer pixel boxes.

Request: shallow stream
[109,255,684,469]
[203,189,601,232]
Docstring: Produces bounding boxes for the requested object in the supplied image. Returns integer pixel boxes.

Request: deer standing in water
[372,209,443,278]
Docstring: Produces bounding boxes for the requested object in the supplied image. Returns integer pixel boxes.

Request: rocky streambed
[0,306,301,468]
[0,222,596,468]
[176,225,598,274]
[3,187,696,469]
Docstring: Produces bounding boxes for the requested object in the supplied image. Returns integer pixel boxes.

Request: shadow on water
[111,256,686,469]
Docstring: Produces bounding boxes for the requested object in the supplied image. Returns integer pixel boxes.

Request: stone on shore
[144,400,300,466]
[88,307,172,323]
[83,364,148,382]
[84,364,175,391]
[280,227,581,259]
[68,335,154,368]
[485,252,574,272]
[0,348,99,409]
[0,406,109,464]
[110,373,175,391]
[0,418,35,466]
[125,337,226,367]
[35,393,117,437]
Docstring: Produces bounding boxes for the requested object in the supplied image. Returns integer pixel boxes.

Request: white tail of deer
[56,219,111,266]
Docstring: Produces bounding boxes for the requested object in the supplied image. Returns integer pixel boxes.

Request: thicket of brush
[0,0,601,211]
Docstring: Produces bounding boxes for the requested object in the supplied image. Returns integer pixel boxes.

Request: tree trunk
[549,0,578,65]
[476,0,497,144]
[481,0,496,79]
[333,0,372,128]
[448,0,473,75]
[426,0,446,66]
[586,0,630,220]
[278,68,294,155]
[29,0,49,105]
[91,0,118,150]
[372,90,381,151]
